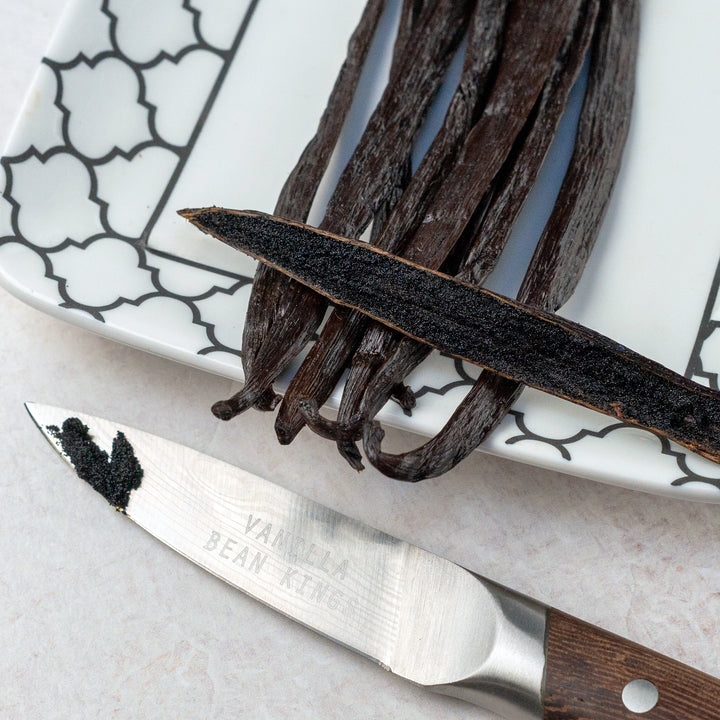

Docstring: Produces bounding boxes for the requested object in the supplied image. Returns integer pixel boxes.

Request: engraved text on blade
[203,514,359,618]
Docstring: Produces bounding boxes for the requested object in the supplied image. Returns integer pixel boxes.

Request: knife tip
[24,401,41,427]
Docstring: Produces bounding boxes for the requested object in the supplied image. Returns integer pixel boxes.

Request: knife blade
[179,207,720,466]
[27,402,720,719]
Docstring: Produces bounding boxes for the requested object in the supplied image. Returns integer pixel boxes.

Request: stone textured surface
[1,2,719,719]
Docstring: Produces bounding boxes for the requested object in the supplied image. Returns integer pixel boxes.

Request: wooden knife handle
[543,608,720,719]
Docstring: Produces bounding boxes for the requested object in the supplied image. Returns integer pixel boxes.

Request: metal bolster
[428,575,547,720]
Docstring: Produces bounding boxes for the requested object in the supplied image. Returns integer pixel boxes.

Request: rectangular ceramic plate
[3,0,720,501]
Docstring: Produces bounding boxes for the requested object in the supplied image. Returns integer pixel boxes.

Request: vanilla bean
[270,0,427,444]
[371,0,511,257]
[182,208,720,467]
[217,0,473,422]
[402,0,582,268]
[275,0,510,447]
[518,0,639,311]
[362,0,607,478]
[300,0,584,466]
[320,0,473,237]
[358,334,437,425]
[363,373,523,481]
[215,0,387,419]
[457,0,599,285]
[363,0,640,479]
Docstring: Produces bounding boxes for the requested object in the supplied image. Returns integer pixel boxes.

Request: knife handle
[542,608,720,719]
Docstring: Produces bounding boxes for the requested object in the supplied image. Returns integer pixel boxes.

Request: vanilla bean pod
[518,0,638,311]
[307,0,584,467]
[363,372,522,480]
[269,0,427,444]
[456,1,599,286]
[364,0,639,479]
[182,207,720,466]
[362,0,609,479]
[214,0,473,422]
[216,0,387,418]
[319,0,473,237]
[275,0,510,447]
[401,0,582,268]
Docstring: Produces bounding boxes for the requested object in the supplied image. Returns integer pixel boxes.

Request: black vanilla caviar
[48,418,143,511]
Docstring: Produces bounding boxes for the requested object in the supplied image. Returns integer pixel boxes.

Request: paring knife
[27,403,720,719]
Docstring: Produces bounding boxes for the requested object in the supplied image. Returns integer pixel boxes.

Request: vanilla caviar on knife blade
[48,418,143,511]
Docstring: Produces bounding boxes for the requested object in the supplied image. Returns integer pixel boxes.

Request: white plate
[3,0,720,501]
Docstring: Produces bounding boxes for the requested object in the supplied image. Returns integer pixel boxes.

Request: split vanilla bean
[181,208,720,467]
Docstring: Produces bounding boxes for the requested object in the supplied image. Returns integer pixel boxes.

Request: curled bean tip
[212,400,236,421]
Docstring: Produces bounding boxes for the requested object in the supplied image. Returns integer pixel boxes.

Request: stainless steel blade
[27,402,547,720]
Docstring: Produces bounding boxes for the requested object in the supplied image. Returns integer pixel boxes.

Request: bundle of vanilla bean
[213,0,640,480]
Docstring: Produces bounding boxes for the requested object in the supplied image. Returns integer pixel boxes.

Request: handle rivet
[622,679,659,713]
